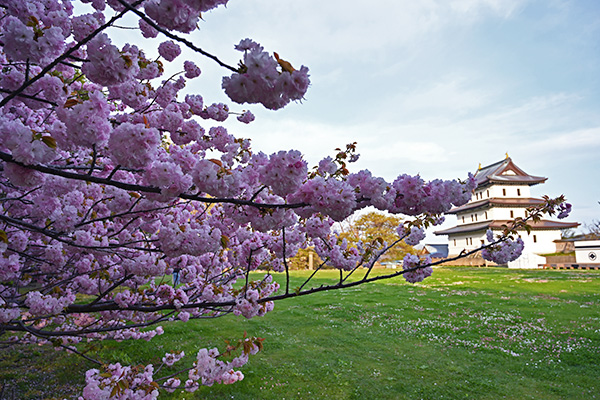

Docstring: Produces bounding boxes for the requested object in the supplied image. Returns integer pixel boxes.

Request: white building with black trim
[435,157,579,268]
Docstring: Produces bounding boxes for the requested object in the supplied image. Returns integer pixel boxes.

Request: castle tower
[434,157,579,267]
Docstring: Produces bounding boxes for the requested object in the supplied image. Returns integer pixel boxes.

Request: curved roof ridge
[475,157,546,187]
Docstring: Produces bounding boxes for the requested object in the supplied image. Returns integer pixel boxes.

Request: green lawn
[2,267,599,399]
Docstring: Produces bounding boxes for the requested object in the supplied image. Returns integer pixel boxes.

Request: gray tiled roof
[434,219,580,235]
[447,198,545,214]
[475,158,546,187]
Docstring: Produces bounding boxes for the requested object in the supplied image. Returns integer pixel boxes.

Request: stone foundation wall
[545,254,576,264]
[434,256,496,267]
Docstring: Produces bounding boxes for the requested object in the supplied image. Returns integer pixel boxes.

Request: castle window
[475,214,478,221]
[453,239,456,246]
[517,188,521,196]
[502,188,506,196]
[533,235,537,243]
[487,190,489,197]
[462,216,465,223]
[471,214,474,222]
[485,211,488,219]
[510,210,514,218]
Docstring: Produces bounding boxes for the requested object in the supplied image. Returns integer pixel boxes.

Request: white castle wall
[448,229,559,257]
[471,184,531,202]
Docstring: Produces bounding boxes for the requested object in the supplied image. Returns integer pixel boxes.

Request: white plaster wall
[457,211,486,225]
[486,185,531,199]
[508,252,545,269]
[487,207,528,220]
[575,240,600,264]
[448,229,562,258]
[520,230,561,255]
[457,207,528,223]
[448,232,487,255]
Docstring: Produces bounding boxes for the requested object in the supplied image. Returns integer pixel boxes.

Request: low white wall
[575,240,600,264]
[508,252,545,269]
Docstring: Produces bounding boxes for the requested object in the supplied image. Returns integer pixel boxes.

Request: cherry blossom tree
[0,1,571,398]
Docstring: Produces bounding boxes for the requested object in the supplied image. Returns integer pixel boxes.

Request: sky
[112,0,600,242]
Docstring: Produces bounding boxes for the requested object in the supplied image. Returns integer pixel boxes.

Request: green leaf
[220,235,229,248]
[41,136,57,149]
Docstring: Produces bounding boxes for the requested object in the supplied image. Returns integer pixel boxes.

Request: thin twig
[87,145,97,176]
[283,228,290,294]
[114,0,238,72]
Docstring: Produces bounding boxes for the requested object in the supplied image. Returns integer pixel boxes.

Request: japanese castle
[434,156,579,268]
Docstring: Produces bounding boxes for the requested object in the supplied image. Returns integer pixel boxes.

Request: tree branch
[0,151,309,210]
[114,0,239,72]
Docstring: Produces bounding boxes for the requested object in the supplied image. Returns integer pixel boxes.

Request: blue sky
[112,0,600,239]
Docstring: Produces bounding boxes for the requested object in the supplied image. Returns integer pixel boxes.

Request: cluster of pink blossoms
[223,39,310,110]
[82,363,158,400]
[145,0,229,33]
[259,150,308,197]
[402,254,433,283]
[1,15,66,64]
[314,236,363,271]
[162,351,185,367]
[481,229,525,265]
[401,225,427,246]
[187,346,254,388]
[557,202,572,219]
[233,275,279,318]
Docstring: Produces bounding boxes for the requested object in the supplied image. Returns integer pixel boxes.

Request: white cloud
[396,76,497,115]
[449,0,527,19]
[203,0,533,64]
[534,127,600,150]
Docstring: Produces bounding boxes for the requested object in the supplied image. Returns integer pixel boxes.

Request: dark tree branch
[114,0,239,72]
[0,151,309,210]
[0,88,58,106]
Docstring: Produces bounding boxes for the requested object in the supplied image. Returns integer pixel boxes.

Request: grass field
[2,267,599,399]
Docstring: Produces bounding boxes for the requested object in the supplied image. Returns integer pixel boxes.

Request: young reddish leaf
[274,52,295,73]
[122,54,133,68]
[209,159,223,167]
[63,98,80,108]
